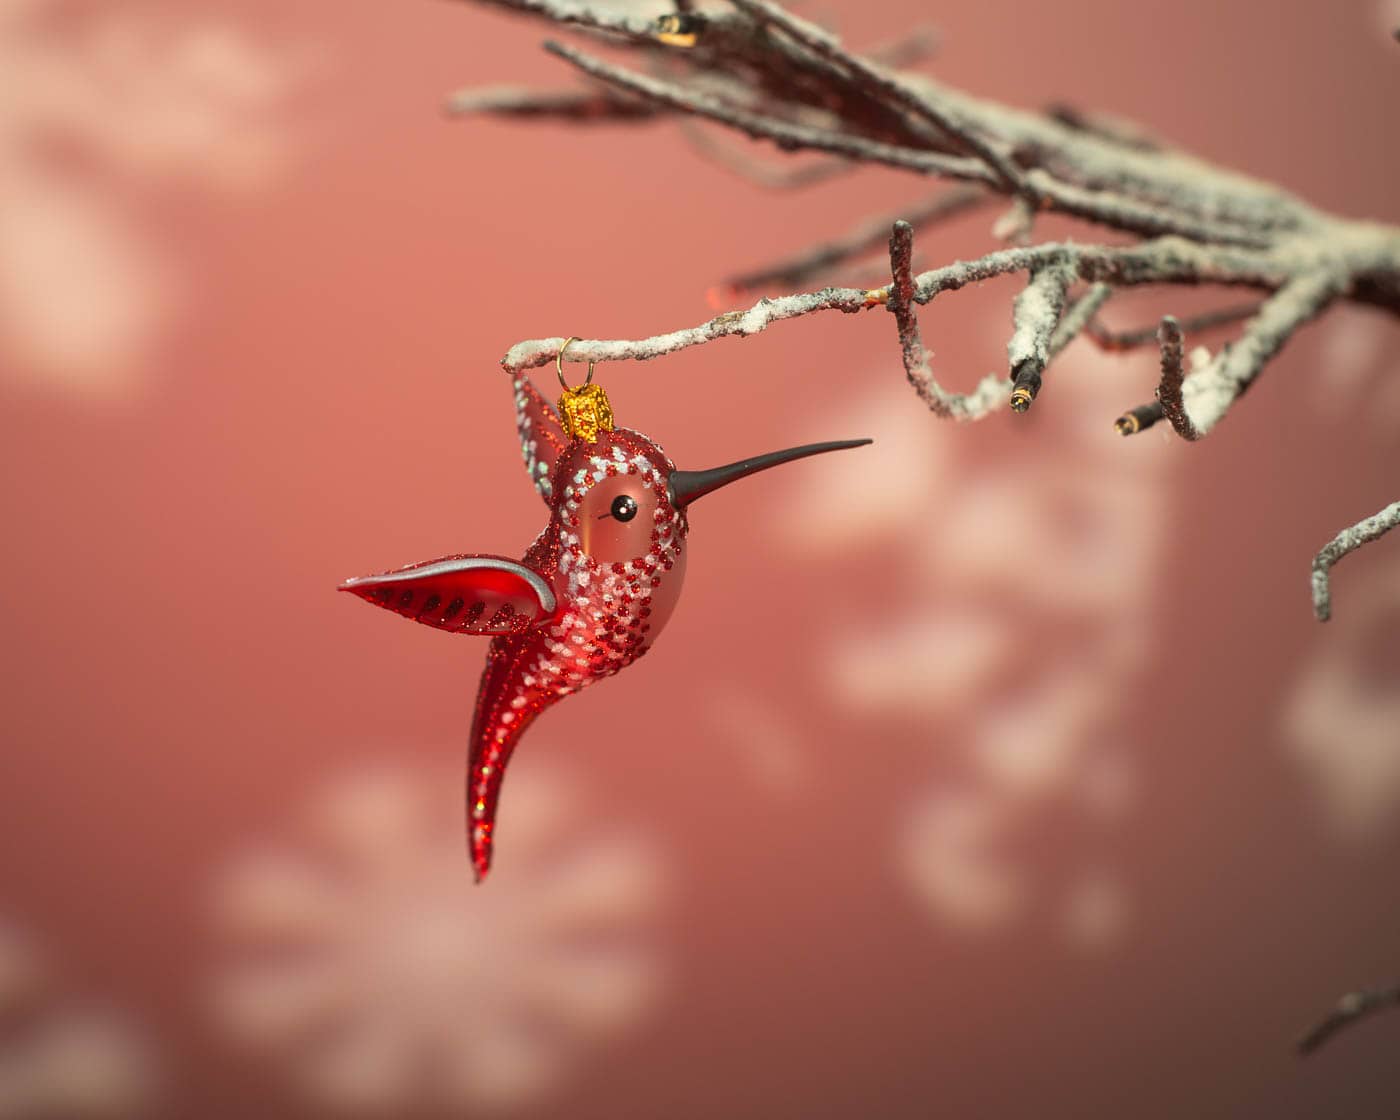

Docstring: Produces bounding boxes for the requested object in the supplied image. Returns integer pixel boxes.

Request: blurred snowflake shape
[0,1,310,394]
[775,336,1166,943]
[898,792,1022,933]
[210,761,667,1114]
[0,918,158,1119]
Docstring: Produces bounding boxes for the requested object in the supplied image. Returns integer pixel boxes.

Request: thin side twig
[1017,169,1271,247]
[1048,283,1113,358]
[1311,500,1400,621]
[542,39,996,183]
[1155,315,1200,440]
[865,25,941,69]
[675,120,855,190]
[887,219,1007,420]
[1178,271,1346,436]
[723,184,988,293]
[1085,302,1260,351]
[729,0,1034,198]
[1044,102,1163,152]
[992,194,1037,245]
[1299,985,1400,1055]
[445,84,659,121]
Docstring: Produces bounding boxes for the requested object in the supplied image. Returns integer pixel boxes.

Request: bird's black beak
[667,439,873,508]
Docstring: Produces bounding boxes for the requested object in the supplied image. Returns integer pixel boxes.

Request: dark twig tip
[1008,355,1045,414]
[1115,401,1164,436]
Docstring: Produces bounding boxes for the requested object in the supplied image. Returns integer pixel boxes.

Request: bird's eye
[610,495,639,522]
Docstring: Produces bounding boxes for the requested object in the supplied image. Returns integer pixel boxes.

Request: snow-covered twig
[501,286,873,375]
[1311,501,1400,621]
[1006,264,1074,411]
[508,235,1273,377]
[1048,283,1113,358]
[1173,271,1347,437]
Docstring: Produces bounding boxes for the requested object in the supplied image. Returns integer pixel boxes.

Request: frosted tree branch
[502,235,1275,375]
[1311,500,1400,622]
[449,0,1400,615]
[1172,271,1347,437]
[1006,263,1074,411]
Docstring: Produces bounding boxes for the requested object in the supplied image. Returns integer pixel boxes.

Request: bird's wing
[511,374,568,505]
[339,554,556,634]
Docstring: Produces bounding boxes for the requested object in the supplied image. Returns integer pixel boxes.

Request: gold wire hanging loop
[554,337,613,442]
[556,336,596,391]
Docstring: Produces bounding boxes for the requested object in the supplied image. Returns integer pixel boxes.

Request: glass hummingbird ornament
[340,340,871,881]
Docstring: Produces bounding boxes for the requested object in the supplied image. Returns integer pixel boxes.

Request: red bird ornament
[341,343,871,880]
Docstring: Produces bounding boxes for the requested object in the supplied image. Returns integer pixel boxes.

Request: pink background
[2,0,1399,1116]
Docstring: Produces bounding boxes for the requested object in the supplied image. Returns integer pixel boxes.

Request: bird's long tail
[465,634,556,882]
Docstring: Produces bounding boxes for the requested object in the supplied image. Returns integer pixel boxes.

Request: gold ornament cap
[556,337,615,443]
[559,383,614,442]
